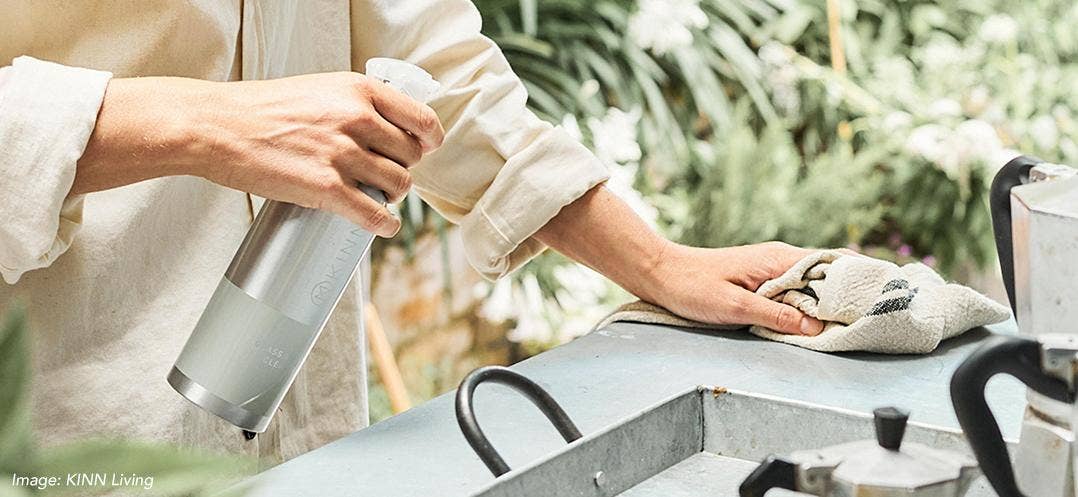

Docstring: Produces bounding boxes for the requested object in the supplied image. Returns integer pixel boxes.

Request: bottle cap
[365,58,440,104]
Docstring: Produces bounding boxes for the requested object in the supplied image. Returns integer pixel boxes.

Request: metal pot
[739,407,979,497]
[948,155,1078,497]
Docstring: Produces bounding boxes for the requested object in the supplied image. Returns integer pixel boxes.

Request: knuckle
[347,72,372,90]
[329,139,361,166]
[773,306,801,330]
[402,140,423,166]
[350,109,378,129]
[313,170,340,193]
[365,205,392,229]
[388,169,413,201]
[417,109,440,133]
[728,293,752,316]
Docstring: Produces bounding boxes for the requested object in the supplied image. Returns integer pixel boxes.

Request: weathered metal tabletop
[242,321,1024,497]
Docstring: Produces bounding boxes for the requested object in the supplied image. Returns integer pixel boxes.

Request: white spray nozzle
[365,58,440,104]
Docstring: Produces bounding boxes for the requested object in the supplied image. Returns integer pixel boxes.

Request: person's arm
[0,57,111,284]
[536,185,824,336]
[350,1,820,334]
[73,71,445,238]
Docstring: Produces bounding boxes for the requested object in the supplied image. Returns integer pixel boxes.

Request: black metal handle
[454,366,582,477]
[950,335,1074,497]
[990,155,1040,313]
[739,455,797,497]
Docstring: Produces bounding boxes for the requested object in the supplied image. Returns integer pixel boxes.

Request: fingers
[339,150,413,204]
[326,181,401,237]
[364,79,444,151]
[761,241,814,271]
[350,111,423,167]
[734,290,824,336]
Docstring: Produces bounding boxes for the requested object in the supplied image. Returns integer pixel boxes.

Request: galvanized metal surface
[617,452,759,497]
[465,388,995,497]
[242,321,1024,497]
[471,390,702,497]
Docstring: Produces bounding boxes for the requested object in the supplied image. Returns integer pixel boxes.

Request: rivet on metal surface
[593,471,606,488]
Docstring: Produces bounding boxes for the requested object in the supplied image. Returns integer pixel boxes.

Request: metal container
[453,368,997,497]
[972,155,1078,497]
[740,407,979,497]
[168,59,439,433]
[991,155,1078,338]
[952,334,1078,497]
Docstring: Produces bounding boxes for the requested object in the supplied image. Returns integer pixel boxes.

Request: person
[0,0,824,463]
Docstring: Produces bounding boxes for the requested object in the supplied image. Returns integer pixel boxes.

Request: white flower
[1061,138,1078,163]
[758,41,791,67]
[606,163,660,228]
[477,278,516,323]
[964,85,991,116]
[979,14,1019,44]
[905,120,1003,178]
[955,119,1003,168]
[551,265,613,342]
[628,0,709,55]
[882,111,913,133]
[1030,115,1060,151]
[561,114,583,141]
[905,124,949,165]
[579,79,601,99]
[759,41,801,116]
[506,275,554,344]
[919,39,963,70]
[929,98,963,119]
[552,265,605,311]
[587,107,643,165]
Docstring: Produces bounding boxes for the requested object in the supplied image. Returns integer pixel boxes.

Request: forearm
[72,77,205,195]
[535,185,670,303]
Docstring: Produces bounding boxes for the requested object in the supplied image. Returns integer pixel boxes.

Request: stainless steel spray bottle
[167,59,439,433]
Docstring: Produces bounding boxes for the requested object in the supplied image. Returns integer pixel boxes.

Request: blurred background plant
[366,0,1077,421]
[0,306,255,496]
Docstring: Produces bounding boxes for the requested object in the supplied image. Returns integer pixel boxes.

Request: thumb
[736,290,823,336]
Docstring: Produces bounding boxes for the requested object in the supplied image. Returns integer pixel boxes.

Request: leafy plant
[459,0,1077,349]
[0,306,255,496]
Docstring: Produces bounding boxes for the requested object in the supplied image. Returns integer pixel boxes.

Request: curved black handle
[739,456,797,497]
[950,335,1074,497]
[990,155,1040,313]
[454,366,582,477]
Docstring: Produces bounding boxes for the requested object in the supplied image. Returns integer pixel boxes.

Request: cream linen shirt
[0,0,609,464]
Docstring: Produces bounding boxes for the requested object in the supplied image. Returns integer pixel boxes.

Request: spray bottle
[167,59,439,435]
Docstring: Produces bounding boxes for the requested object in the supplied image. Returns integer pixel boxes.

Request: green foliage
[0,307,32,474]
[0,306,255,496]
[460,0,1077,348]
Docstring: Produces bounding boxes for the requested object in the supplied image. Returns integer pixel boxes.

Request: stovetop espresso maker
[951,155,1078,497]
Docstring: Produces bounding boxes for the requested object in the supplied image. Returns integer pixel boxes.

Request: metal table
[243,321,1025,497]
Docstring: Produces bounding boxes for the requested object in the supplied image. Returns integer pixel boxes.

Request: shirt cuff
[0,56,112,284]
[458,125,609,280]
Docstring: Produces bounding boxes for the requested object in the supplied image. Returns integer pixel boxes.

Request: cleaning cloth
[596,251,1010,353]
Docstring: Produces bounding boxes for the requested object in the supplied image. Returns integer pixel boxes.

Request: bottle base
[167,366,272,433]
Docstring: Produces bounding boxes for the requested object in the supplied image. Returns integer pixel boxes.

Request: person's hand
[78,72,444,237]
[642,241,827,335]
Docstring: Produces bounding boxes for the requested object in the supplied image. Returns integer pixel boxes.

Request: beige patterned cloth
[597,251,1011,354]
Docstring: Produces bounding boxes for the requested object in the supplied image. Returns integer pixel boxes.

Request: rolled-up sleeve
[0,56,112,284]
[351,1,610,280]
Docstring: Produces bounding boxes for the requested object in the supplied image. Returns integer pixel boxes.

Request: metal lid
[792,408,978,496]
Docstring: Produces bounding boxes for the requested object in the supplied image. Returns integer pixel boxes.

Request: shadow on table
[663,323,996,364]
